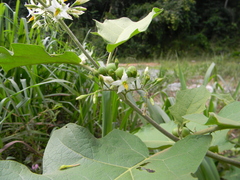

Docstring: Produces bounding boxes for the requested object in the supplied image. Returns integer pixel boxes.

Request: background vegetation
[2,0,240,59]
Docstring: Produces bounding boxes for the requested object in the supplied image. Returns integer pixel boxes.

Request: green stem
[36,0,48,8]
[192,126,222,135]
[122,94,179,142]
[121,93,240,168]
[207,151,240,168]
[58,19,99,69]
[107,51,113,65]
[36,0,99,69]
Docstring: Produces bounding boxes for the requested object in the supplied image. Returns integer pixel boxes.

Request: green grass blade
[178,64,187,90]
[233,81,240,100]
[101,91,119,136]
[203,62,216,86]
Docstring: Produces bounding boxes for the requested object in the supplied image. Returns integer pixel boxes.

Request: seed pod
[172,127,179,137]
[98,67,107,76]
[106,63,117,71]
[115,67,125,78]
[182,127,190,137]
[127,66,137,78]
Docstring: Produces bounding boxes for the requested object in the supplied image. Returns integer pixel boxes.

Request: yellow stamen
[28,16,35,22]
[54,8,61,17]
[123,81,128,90]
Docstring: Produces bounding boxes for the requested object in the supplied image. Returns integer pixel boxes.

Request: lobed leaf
[92,8,163,52]
[0,123,212,180]
[0,44,81,72]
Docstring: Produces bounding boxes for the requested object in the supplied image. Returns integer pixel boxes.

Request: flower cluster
[25,0,89,28]
[96,62,144,94]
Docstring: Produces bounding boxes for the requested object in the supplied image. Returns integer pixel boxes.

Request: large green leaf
[184,102,240,129]
[92,8,162,52]
[211,93,235,105]
[0,123,212,180]
[206,113,240,128]
[183,116,234,152]
[169,86,211,125]
[0,44,81,71]
[218,101,240,121]
[134,121,176,149]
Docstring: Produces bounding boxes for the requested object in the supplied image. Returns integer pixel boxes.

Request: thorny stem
[122,93,240,168]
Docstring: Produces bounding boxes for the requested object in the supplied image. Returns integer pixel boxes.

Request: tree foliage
[2,0,240,57]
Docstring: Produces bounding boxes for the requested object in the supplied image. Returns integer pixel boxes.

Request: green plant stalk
[106,51,113,65]
[193,126,222,135]
[36,0,99,69]
[122,93,240,167]
[58,19,99,69]
[206,151,240,168]
[122,94,179,142]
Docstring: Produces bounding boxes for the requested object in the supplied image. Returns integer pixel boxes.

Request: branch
[58,19,99,69]
[122,93,240,168]
[122,94,179,142]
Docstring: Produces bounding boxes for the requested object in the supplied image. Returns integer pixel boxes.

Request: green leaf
[134,121,176,149]
[211,93,235,105]
[206,113,240,128]
[0,123,212,180]
[211,129,233,152]
[203,62,216,86]
[223,166,240,180]
[185,102,240,129]
[169,86,211,125]
[184,117,234,152]
[92,8,162,52]
[218,101,240,121]
[183,113,209,125]
[0,44,81,71]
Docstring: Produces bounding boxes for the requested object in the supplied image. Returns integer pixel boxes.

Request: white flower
[79,49,92,64]
[100,75,114,84]
[46,0,72,20]
[144,67,149,76]
[111,72,135,93]
[25,1,45,22]
[25,0,89,25]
